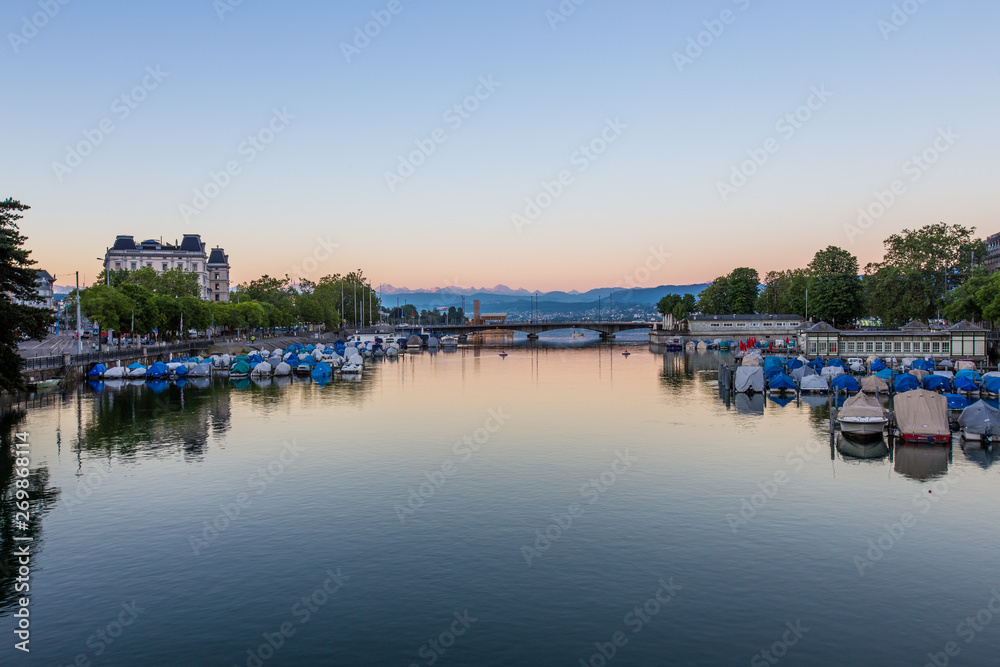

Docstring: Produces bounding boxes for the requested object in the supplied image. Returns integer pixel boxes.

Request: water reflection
[893,443,951,481]
[836,435,889,461]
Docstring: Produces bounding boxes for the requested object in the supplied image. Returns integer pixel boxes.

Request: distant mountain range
[379,284,709,313]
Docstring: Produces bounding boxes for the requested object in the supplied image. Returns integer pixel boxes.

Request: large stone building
[103,234,231,301]
[15,269,55,310]
[985,231,1000,273]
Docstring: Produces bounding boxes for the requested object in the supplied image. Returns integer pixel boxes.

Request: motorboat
[957,400,1000,442]
[440,336,459,348]
[571,331,586,339]
[735,366,764,394]
[340,359,363,374]
[800,374,829,394]
[836,392,888,438]
[893,388,950,443]
[837,435,889,459]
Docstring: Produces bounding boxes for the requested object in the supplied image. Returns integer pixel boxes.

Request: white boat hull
[838,418,887,436]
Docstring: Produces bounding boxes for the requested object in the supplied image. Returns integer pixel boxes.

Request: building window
[894,342,902,353]
[162,262,168,270]
[903,341,911,353]
[875,342,883,353]
[932,342,941,353]
[710,323,719,328]
[193,263,199,271]
[131,262,137,269]
[146,262,152,267]
[943,342,950,354]
[809,342,817,354]
[923,341,931,353]
[846,342,855,353]
[215,294,220,301]
[215,283,219,290]
[866,342,874,353]
[830,343,837,354]
[115,262,121,270]
[215,272,220,279]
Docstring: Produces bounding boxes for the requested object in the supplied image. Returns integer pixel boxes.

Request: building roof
[839,329,949,337]
[949,320,987,332]
[803,321,840,333]
[689,314,804,321]
[207,248,229,265]
[900,320,929,330]
[179,234,204,253]
[112,235,137,250]
[34,269,54,282]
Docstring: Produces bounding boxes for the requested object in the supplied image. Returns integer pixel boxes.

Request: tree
[80,285,131,349]
[806,246,863,326]
[862,266,938,327]
[697,277,729,315]
[727,268,759,314]
[0,199,52,391]
[657,294,682,316]
[943,266,990,323]
[157,268,201,298]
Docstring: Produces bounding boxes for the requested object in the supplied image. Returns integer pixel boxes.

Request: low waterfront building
[687,314,806,337]
[103,234,231,301]
[799,320,988,360]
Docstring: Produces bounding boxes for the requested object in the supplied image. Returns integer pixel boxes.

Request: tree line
[659,223,988,328]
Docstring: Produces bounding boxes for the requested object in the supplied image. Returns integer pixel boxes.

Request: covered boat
[763,357,785,377]
[734,366,765,393]
[230,359,251,377]
[922,374,950,393]
[893,374,920,393]
[146,362,169,379]
[957,400,1000,441]
[831,375,860,393]
[893,389,949,443]
[953,375,980,395]
[251,362,272,377]
[956,369,983,384]
[311,361,333,379]
[273,361,292,376]
[982,375,1000,397]
[911,359,935,372]
[188,362,212,377]
[87,364,107,378]
[791,365,816,383]
[860,375,889,394]
[820,365,844,379]
[800,374,829,394]
[767,372,796,394]
[870,358,887,372]
[406,335,423,349]
[874,368,896,382]
[103,365,126,380]
[127,363,147,378]
[837,392,888,438]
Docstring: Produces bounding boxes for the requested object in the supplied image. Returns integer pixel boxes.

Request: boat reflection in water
[960,440,1000,469]
[836,433,889,461]
[893,442,951,482]
[735,393,764,415]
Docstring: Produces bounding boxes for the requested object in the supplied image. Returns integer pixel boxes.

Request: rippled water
[3,340,1000,666]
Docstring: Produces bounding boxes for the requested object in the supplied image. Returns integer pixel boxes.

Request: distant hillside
[383,284,708,312]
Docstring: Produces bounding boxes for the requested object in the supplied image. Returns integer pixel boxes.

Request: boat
[767,372,796,395]
[571,330,585,339]
[957,400,1000,442]
[621,349,631,357]
[126,363,147,379]
[799,374,829,394]
[836,392,888,438]
[440,335,459,348]
[340,359,363,374]
[499,350,508,358]
[859,375,889,395]
[27,378,60,390]
[734,366,765,394]
[294,363,312,377]
[893,388,950,443]
[230,359,252,378]
[836,435,889,459]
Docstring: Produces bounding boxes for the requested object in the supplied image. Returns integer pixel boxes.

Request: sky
[2,0,998,292]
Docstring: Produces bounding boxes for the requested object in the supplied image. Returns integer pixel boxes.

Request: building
[687,314,806,338]
[14,269,56,310]
[986,232,1000,273]
[103,234,231,301]
[799,320,988,360]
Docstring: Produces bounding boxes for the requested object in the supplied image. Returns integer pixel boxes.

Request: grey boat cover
[839,392,886,420]
[820,365,844,378]
[791,365,816,382]
[735,366,765,392]
[894,389,948,438]
[860,375,889,394]
[800,375,829,391]
[958,400,1000,436]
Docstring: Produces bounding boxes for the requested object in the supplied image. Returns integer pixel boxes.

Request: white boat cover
[734,366,764,392]
[251,362,272,376]
[273,362,292,376]
[901,357,916,369]
[742,355,762,367]
[860,375,889,393]
[820,366,844,379]
[894,389,948,438]
[800,375,829,392]
[958,400,1000,435]
[104,366,126,379]
[934,370,954,380]
[984,371,1000,380]
[849,362,865,373]
[407,335,422,348]
[957,360,977,371]
[188,363,212,377]
[839,392,887,420]
[791,365,816,382]
[909,369,928,381]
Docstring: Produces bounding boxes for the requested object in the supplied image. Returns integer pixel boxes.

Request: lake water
[3,337,1000,666]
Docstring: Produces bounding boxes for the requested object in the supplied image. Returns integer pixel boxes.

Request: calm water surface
[3,337,1000,666]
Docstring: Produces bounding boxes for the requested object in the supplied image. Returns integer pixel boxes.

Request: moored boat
[837,392,887,438]
[893,388,949,443]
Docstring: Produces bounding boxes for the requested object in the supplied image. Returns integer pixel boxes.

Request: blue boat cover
[870,359,887,372]
[944,394,968,410]
[768,373,796,391]
[894,374,920,393]
[248,354,264,364]
[788,359,803,370]
[174,365,189,377]
[911,359,935,371]
[875,368,896,381]
[807,358,825,370]
[922,375,950,392]
[954,376,980,393]
[983,376,1000,394]
[763,357,785,375]
[832,375,859,392]
[311,362,333,378]
[956,369,983,383]
[146,362,169,379]
[826,359,847,369]
[128,362,145,370]
[88,364,107,377]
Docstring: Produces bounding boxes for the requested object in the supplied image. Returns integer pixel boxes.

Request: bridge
[416,321,656,339]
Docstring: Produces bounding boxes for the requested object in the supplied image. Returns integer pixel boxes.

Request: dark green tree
[726,267,760,314]
[0,200,52,391]
[806,246,863,326]
[696,277,730,315]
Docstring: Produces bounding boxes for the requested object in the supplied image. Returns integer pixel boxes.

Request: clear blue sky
[3,0,998,290]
